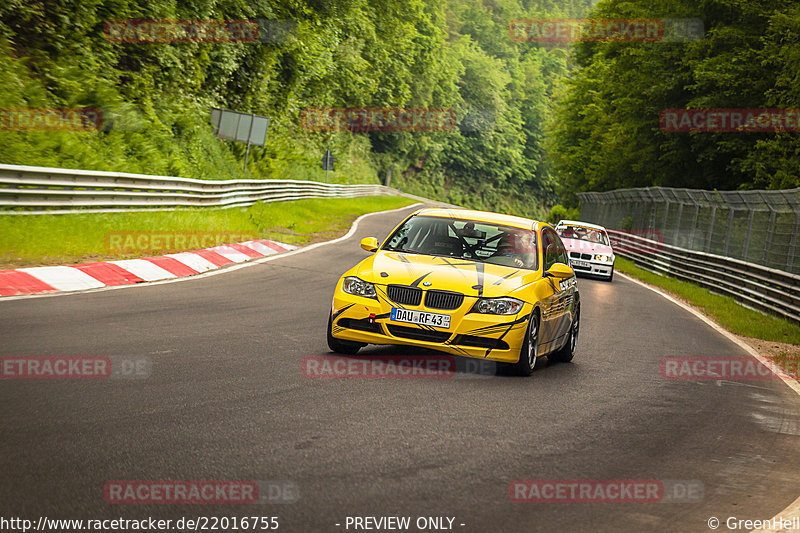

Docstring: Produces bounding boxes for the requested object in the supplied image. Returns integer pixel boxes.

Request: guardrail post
[601,198,612,226]
[741,209,755,260]
[618,192,628,229]
[789,212,800,272]
[723,209,735,257]
[585,196,597,222]
[705,206,716,253]
[762,208,776,266]
[689,203,700,250]
[674,201,684,247]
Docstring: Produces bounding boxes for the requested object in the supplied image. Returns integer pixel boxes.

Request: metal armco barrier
[0,164,393,214]
[608,229,800,324]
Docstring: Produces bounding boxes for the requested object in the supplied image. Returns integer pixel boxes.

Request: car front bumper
[569,259,614,278]
[330,289,531,363]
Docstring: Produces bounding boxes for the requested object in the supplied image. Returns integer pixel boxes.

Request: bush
[547,204,579,225]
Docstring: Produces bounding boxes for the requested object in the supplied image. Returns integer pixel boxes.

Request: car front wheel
[513,310,540,377]
[327,314,364,355]
[550,304,579,363]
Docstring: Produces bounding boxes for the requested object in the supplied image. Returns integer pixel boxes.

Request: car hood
[354,251,539,298]
[561,237,613,255]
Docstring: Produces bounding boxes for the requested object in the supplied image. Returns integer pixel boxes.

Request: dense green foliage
[550,0,800,206]
[0,0,592,219]
[3,0,799,217]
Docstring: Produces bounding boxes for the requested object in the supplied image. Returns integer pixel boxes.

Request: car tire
[550,304,579,364]
[604,269,614,282]
[513,310,540,377]
[327,314,364,355]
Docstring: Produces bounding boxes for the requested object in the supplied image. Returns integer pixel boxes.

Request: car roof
[556,219,607,231]
[412,207,542,231]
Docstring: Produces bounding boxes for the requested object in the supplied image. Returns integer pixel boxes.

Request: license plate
[571,260,590,268]
[391,308,451,329]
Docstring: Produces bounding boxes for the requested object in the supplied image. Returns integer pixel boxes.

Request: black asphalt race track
[2,205,800,532]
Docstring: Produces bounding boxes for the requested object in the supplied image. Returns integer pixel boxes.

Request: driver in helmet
[493,230,536,268]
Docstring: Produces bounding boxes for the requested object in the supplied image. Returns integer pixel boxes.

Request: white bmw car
[555,220,615,281]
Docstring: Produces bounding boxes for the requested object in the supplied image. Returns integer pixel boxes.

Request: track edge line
[616,271,800,533]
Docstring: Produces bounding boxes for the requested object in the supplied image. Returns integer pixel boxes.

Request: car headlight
[594,254,613,263]
[470,297,524,315]
[342,276,377,299]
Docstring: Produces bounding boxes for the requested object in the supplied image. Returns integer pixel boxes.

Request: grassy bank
[0,196,417,269]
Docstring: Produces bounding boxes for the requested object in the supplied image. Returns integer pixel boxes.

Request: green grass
[0,196,417,268]
[615,257,800,345]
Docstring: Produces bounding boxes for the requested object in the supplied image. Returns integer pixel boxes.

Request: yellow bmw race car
[327,208,580,376]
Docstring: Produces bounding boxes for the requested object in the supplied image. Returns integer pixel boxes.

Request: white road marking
[617,271,800,533]
[205,245,252,263]
[240,241,279,255]
[16,266,106,291]
[109,259,175,281]
[164,252,216,273]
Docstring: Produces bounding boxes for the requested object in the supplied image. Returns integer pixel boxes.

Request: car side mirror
[545,262,574,279]
[360,237,379,253]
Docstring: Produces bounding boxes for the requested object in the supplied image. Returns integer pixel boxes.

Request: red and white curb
[0,239,296,297]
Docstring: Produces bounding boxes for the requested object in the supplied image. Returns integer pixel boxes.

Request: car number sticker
[391,308,451,329]
[571,260,590,267]
[559,277,577,291]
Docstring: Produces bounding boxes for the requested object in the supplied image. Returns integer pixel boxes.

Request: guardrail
[0,164,393,214]
[608,229,800,324]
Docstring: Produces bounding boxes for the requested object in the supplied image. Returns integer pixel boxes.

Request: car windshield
[382,215,538,270]
[557,225,609,246]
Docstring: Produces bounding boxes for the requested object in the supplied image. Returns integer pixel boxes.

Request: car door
[541,227,574,350]
[538,227,563,353]
[551,230,576,344]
